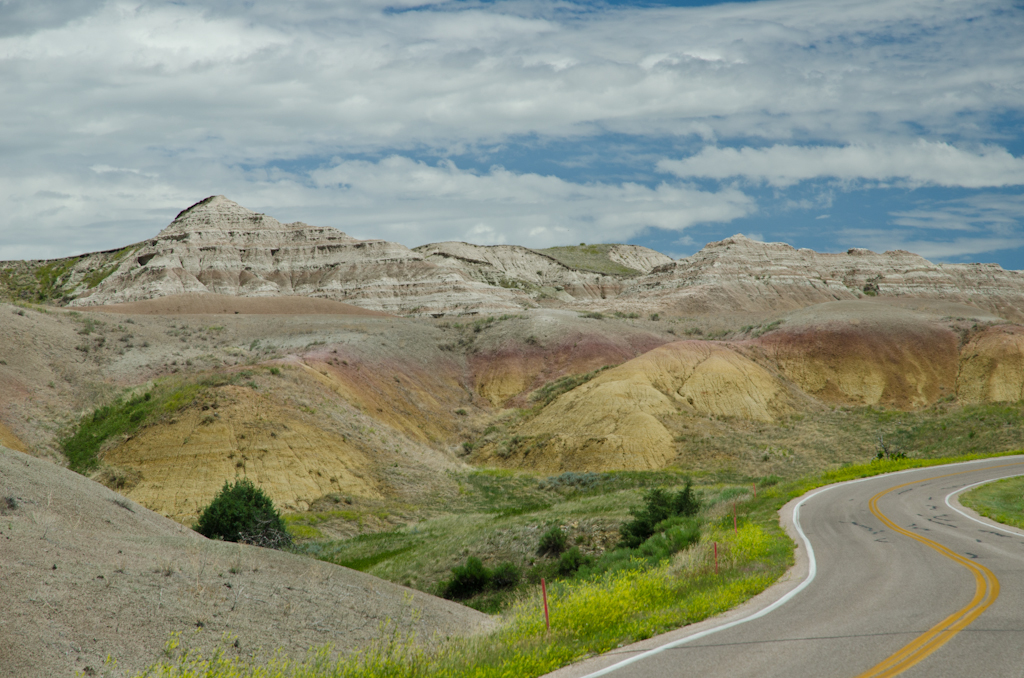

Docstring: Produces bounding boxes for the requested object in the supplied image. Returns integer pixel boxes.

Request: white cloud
[889,194,1024,233]
[3,0,1022,158]
[307,155,757,246]
[839,229,1024,261]
[0,155,757,256]
[834,194,1024,262]
[658,142,1024,188]
[0,0,1022,257]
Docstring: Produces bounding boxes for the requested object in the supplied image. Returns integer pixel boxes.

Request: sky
[2,0,1023,267]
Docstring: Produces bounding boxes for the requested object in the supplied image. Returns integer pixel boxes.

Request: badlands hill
[3,195,1024,483]
[5,195,1024,320]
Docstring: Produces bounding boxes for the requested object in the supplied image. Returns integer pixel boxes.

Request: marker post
[541,578,550,632]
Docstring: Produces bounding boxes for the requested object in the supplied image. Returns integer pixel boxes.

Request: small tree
[490,562,522,590]
[193,478,291,549]
[443,557,491,599]
[875,433,907,461]
[557,547,593,576]
[620,480,701,548]
[537,525,568,557]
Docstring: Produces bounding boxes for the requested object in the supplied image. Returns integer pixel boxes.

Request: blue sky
[2,0,1023,267]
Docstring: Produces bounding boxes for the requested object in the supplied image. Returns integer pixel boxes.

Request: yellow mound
[758,310,959,409]
[958,326,1024,404]
[504,341,792,472]
[0,421,27,453]
[102,385,378,522]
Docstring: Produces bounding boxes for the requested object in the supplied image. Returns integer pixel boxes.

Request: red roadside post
[541,578,551,632]
[753,483,757,499]
[714,541,718,574]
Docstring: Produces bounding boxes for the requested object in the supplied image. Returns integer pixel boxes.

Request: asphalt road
[548,456,1024,678]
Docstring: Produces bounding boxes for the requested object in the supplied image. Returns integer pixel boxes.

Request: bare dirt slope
[0,301,483,527]
[468,309,675,406]
[86,293,391,316]
[0,446,493,678]
[759,301,964,409]
[0,422,27,453]
[958,324,1024,404]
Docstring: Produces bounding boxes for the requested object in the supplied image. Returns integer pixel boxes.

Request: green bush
[661,516,702,552]
[557,547,593,576]
[193,478,291,549]
[442,556,491,599]
[490,562,522,590]
[619,481,701,548]
[537,526,568,557]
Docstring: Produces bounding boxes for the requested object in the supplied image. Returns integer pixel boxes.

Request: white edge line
[945,474,1024,536]
[576,455,1024,678]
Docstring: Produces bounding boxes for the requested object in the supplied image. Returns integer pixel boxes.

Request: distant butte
[2,196,1024,320]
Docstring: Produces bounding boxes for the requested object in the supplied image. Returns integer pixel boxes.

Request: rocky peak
[61,197,527,315]
[164,195,272,232]
[617,233,1024,320]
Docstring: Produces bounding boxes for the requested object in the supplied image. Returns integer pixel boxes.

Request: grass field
[960,474,1024,530]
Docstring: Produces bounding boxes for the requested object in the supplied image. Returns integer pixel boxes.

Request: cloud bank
[659,142,1024,188]
[0,0,1021,262]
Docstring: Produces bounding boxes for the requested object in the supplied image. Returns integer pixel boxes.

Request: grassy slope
[533,244,642,276]
[0,245,138,303]
[60,369,272,474]
[960,475,1024,530]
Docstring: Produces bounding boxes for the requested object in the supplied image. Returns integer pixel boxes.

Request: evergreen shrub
[193,478,291,549]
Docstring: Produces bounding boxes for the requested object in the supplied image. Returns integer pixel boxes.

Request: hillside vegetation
[130,452,1021,678]
[533,244,643,275]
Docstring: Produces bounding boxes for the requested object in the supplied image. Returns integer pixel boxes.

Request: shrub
[537,526,568,557]
[620,481,700,548]
[193,478,291,549]
[443,556,491,599]
[557,547,593,576]
[660,516,702,553]
[490,562,522,590]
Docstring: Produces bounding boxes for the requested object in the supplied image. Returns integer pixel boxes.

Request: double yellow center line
[852,470,1005,678]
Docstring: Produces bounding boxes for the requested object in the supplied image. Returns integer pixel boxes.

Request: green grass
[529,365,615,409]
[960,475,1024,530]
[1,257,80,302]
[534,244,642,276]
[61,392,158,473]
[59,371,265,474]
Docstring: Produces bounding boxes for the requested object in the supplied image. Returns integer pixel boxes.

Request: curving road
[548,456,1024,678]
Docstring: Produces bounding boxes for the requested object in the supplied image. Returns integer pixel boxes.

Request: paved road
[549,456,1024,678]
